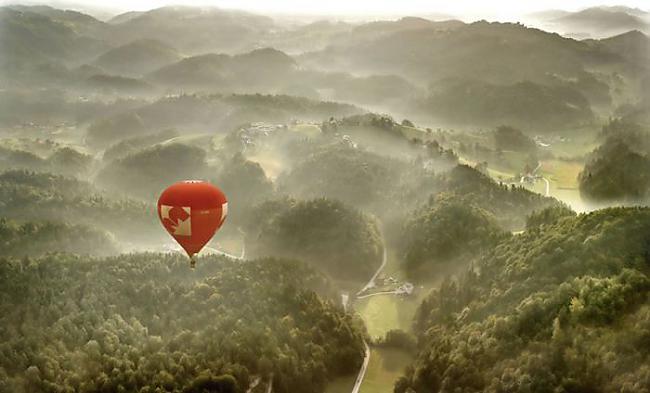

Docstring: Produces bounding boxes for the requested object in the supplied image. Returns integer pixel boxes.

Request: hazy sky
[3,0,649,20]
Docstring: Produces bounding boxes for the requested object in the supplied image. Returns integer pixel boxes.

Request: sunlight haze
[3,0,650,20]
[2,0,650,392]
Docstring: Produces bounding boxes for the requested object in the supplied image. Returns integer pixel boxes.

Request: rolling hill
[554,6,648,37]
[93,39,182,76]
[530,6,650,38]
[6,4,106,37]
[104,6,275,54]
[147,48,296,90]
[0,7,108,68]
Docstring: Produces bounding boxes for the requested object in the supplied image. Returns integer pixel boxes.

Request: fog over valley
[1,1,650,392]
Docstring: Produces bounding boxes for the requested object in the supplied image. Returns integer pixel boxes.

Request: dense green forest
[2,3,650,392]
[0,254,365,392]
[396,207,650,392]
[0,145,93,176]
[422,80,594,130]
[279,145,405,210]
[400,197,506,279]
[579,119,650,203]
[243,198,382,283]
[0,170,159,244]
[97,143,210,199]
[214,153,275,227]
[396,165,564,279]
[437,165,561,230]
[0,218,117,257]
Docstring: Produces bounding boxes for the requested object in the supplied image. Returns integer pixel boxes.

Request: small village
[357,274,415,299]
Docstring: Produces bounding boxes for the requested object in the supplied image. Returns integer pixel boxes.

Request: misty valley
[1,2,650,393]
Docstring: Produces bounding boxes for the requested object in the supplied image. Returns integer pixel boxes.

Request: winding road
[351,341,371,393]
[356,239,388,296]
[350,228,388,393]
[356,289,401,299]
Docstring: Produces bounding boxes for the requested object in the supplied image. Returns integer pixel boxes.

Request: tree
[214,153,273,226]
[184,374,239,393]
[401,119,415,127]
[401,196,505,279]
[398,207,650,392]
[244,197,382,282]
[579,121,650,204]
[0,254,365,392]
[96,143,209,199]
[526,205,575,230]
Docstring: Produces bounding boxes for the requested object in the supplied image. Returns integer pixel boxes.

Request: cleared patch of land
[541,159,582,188]
[359,348,412,393]
[324,375,356,393]
[356,295,416,339]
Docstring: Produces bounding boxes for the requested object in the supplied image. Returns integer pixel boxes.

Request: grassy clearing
[544,131,599,158]
[324,375,356,393]
[460,148,588,211]
[353,248,424,339]
[359,348,412,393]
[541,159,582,189]
[355,295,418,339]
[538,159,592,212]
[348,235,459,393]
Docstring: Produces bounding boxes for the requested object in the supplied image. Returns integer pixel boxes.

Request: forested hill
[0,254,366,392]
[579,119,650,204]
[0,170,159,245]
[243,197,383,283]
[396,206,650,392]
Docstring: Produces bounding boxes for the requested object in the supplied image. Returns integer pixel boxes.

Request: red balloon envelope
[157,180,227,262]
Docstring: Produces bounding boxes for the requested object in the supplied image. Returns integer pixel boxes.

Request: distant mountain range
[1,4,649,131]
[527,6,649,39]
[93,39,182,77]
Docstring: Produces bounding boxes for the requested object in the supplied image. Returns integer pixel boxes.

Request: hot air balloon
[157,180,228,268]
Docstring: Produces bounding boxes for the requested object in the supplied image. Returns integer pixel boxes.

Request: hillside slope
[398,207,650,392]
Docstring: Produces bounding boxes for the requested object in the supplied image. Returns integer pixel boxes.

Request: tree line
[0,254,366,392]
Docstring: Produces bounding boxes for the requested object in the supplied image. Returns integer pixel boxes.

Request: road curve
[350,226,387,392]
[356,289,400,299]
[356,231,388,296]
[351,341,371,393]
